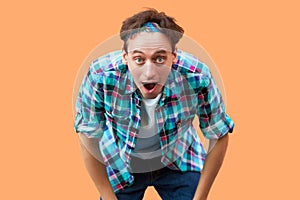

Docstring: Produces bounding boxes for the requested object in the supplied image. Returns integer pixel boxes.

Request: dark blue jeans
[100,166,201,200]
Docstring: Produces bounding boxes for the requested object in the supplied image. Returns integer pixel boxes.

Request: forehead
[126,32,172,53]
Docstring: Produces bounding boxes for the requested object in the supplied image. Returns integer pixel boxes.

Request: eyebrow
[131,49,168,54]
[131,50,144,54]
[154,50,167,54]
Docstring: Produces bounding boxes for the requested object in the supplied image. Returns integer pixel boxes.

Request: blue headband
[123,22,162,42]
[140,22,162,33]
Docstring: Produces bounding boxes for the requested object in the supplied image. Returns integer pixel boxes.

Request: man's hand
[79,134,117,200]
[193,134,229,200]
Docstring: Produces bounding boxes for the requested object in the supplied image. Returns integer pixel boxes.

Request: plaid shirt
[74,49,234,192]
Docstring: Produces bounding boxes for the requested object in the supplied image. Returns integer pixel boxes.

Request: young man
[74,9,234,200]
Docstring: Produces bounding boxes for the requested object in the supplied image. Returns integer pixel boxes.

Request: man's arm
[79,134,117,200]
[193,134,229,200]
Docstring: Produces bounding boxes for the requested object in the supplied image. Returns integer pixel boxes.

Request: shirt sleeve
[197,68,234,140]
[74,64,105,138]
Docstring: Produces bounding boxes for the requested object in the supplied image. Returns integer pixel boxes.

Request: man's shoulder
[175,49,210,76]
[89,50,125,74]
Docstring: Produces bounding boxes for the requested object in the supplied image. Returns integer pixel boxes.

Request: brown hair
[120,8,184,52]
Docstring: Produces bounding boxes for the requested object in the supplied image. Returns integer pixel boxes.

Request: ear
[122,49,128,65]
[172,47,178,64]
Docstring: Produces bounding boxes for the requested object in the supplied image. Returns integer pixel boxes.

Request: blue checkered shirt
[74,49,234,192]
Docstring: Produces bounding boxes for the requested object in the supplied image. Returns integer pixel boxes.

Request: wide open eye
[134,57,145,65]
[155,56,166,64]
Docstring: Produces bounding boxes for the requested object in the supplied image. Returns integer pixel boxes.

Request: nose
[143,61,156,79]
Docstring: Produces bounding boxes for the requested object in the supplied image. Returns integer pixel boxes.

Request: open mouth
[143,83,157,90]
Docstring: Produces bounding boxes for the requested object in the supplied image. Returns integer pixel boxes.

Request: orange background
[1,0,299,199]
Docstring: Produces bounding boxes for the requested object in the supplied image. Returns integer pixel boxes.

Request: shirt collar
[123,67,138,95]
[159,68,182,106]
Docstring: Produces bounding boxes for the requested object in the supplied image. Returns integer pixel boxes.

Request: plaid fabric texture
[74,49,234,192]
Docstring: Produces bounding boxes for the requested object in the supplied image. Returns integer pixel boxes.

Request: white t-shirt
[133,93,162,159]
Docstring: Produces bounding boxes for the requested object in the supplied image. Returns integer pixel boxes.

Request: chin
[141,92,159,99]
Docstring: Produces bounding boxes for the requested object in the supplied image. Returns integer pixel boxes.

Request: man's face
[122,32,177,99]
